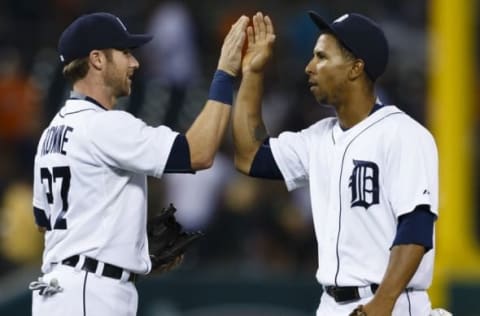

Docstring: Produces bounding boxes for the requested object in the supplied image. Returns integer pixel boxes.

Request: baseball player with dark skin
[31,12,249,316]
[233,12,441,316]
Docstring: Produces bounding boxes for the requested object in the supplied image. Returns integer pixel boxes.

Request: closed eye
[315,51,327,59]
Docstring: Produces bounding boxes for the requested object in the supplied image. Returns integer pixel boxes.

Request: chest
[309,127,389,211]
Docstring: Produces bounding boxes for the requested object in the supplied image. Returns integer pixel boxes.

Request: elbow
[191,154,215,171]
[234,155,251,175]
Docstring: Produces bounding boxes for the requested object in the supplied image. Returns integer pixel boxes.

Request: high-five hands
[243,12,276,74]
[217,15,250,77]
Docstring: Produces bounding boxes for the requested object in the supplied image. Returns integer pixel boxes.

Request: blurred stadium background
[0,0,478,315]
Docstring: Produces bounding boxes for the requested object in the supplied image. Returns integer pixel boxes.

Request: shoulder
[381,106,437,148]
[87,110,145,130]
[274,116,335,144]
[93,109,138,122]
[300,116,337,136]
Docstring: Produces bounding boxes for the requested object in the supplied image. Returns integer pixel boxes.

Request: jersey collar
[69,91,108,111]
[332,105,402,143]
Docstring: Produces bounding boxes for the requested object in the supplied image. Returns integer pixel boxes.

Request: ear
[348,59,365,80]
[88,50,104,70]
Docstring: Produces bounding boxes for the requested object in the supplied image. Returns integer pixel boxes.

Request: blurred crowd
[0,0,474,279]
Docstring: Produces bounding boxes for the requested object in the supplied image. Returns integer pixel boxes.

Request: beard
[105,65,131,98]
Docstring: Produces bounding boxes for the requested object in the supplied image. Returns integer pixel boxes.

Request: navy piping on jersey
[333,103,386,137]
[70,91,108,111]
[334,110,403,286]
[59,91,108,117]
[83,271,88,316]
[59,108,96,118]
[406,289,413,316]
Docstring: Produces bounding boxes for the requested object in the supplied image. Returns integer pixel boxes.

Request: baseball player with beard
[30,12,249,316]
[233,12,442,316]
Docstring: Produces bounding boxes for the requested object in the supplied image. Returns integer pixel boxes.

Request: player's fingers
[265,15,275,37]
[232,16,248,40]
[228,16,246,35]
[253,12,261,43]
[231,15,247,29]
[247,26,254,46]
[265,15,276,46]
[233,29,246,50]
[226,18,240,41]
[235,15,249,31]
[257,12,266,39]
[224,16,247,48]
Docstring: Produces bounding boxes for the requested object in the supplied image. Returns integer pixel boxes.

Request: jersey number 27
[40,166,71,230]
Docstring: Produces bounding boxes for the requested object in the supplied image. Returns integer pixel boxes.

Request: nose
[305,58,314,76]
[130,55,140,69]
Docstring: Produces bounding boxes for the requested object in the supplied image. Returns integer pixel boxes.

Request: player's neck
[335,93,376,130]
[72,81,116,110]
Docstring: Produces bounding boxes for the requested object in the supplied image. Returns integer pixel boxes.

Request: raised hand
[243,12,276,74]
[217,15,249,77]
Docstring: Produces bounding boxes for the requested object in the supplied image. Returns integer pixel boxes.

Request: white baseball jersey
[33,98,178,274]
[270,105,438,289]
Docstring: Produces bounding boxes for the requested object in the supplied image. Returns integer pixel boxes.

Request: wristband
[208,70,234,105]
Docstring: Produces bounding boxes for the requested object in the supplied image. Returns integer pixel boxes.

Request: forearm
[371,244,425,311]
[233,71,268,173]
[184,15,248,171]
[186,101,231,170]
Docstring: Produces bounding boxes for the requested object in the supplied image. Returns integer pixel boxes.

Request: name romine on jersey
[40,125,74,156]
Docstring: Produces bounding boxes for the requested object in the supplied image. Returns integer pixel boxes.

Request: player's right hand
[242,12,276,74]
[217,15,249,77]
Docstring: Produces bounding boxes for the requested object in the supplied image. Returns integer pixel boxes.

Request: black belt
[324,284,379,303]
[62,255,137,283]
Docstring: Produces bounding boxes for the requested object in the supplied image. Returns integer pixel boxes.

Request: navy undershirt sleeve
[248,138,284,180]
[164,134,195,174]
[392,204,437,252]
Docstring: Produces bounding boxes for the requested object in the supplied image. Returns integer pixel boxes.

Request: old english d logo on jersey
[349,160,379,209]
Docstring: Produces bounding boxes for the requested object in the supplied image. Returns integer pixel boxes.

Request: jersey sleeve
[385,122,439,217]
[269,130,310,191]
[86,111,178,178]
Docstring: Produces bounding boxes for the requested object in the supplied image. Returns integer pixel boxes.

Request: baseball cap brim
[308,11,331,31]
[123,34,153,49]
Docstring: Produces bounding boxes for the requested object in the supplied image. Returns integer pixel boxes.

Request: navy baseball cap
[308,12,389,81]
[58,12,153,64]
